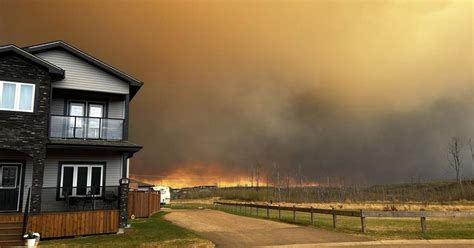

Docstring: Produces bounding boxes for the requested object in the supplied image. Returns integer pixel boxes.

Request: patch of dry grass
[214,199,474,212]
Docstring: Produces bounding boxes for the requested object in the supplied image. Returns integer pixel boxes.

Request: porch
[0,210,119,240]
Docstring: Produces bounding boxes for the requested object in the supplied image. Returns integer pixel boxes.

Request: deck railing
[49,115,124,140]
[40,186,120,213]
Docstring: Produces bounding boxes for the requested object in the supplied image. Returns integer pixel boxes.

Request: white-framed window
[0,164,20,189]
[0,80,35,112]
[59,164,104,197]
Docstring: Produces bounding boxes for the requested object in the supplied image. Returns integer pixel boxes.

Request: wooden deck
[26,209,119,238]
[0,213,23,223]
[0,213,24,246]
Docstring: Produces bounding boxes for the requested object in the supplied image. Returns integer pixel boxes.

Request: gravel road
[164,209,369,247]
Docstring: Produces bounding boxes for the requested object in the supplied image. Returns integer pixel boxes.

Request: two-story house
[0,41,143,244]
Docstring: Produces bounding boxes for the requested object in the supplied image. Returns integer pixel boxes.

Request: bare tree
[275,163,281,201]
[250,165,254,188]
[255,162,261,192]
[447,136,464,193]
[469,138,474,180]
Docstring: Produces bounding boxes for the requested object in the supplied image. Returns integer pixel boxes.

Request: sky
[0,0,472,187]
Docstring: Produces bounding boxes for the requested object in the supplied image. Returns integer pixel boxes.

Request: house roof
[24,41,143,99]
[129,178,154,188]
[0,44,65,80]
[47,139,143,154]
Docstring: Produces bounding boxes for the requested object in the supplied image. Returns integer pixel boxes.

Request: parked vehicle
[153,186,171,205]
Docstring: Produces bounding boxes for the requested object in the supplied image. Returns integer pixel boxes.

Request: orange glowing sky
[130,162,253,188]
[0,0,472,187]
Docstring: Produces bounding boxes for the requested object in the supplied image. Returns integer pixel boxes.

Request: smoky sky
[0,0,472,186]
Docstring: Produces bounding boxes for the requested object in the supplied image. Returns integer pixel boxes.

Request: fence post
[293,205,296,221]
[310,206,314,224]
[360,209,366,233]
[332,207,337,228]
[278,205,281,219]
[266,204,269,218]
[148,191,152,218]
[420,216,427,234]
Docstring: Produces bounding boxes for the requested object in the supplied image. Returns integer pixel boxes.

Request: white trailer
[153,186,171,205]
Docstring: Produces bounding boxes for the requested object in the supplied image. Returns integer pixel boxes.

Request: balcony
[50,115,124,140]
[40,186,120,212]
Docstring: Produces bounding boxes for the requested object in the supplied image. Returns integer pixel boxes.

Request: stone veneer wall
[0,52,51,213]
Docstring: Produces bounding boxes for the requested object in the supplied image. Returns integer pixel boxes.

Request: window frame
[0,163,21,189]
[0,80,36,113]
[58,162,106,199]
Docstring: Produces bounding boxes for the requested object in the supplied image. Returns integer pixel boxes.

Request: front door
[0,163,22,212]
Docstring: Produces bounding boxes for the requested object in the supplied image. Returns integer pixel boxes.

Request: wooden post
[332,207,337,228]
[266,204,269,218]
[148,191,152,217]
[278,205,281,219]
[293,205,296,221]
[310,206,314,224]
[360,210,366,233]
[420,216,427,234]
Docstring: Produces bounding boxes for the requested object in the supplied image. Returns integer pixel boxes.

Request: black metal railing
[23,188,30,234]
[49,115,124,140]
[40,186,120,212]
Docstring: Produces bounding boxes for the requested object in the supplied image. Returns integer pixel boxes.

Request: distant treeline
[174,180,474,202]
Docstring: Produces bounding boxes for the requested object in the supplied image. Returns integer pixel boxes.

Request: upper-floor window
[0,81,35,112]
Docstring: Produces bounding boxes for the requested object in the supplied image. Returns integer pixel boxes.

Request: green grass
[168,203,210,209]
[40,212,210,247]
[174,203,474,240]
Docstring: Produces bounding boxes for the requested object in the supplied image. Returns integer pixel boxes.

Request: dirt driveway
[164,209,368,247]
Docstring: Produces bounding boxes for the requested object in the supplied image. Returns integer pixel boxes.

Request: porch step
[0,234,22,241]
[0,227,22,234]
[0,222,22,229]
[0,221,23,247]
[0,239,24,247]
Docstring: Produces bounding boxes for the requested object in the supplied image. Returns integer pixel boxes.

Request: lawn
[40,212,212,247]
[171,203,474,240]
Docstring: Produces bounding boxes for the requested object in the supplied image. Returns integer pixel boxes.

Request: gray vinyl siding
[108,100,125,119]
[50,95,125,118]
[43,153,123,187]
[36,50,130,94]
[41,152,123,212]
[51,96,65,115]
[22,162,32,212]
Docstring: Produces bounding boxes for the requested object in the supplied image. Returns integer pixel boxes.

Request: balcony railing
[41,186,120,212]
[50,115,124,140]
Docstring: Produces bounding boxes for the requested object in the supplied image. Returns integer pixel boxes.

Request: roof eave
[0,44,65,81]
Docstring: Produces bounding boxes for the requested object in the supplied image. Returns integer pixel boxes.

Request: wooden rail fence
[128,190,161,218]
[214,201,474,234]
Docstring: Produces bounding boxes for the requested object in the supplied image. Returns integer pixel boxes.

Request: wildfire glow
[130,162,253,188]
[130,162,326,188]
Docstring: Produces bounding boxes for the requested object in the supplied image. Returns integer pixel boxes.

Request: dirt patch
[165,209,369,248]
